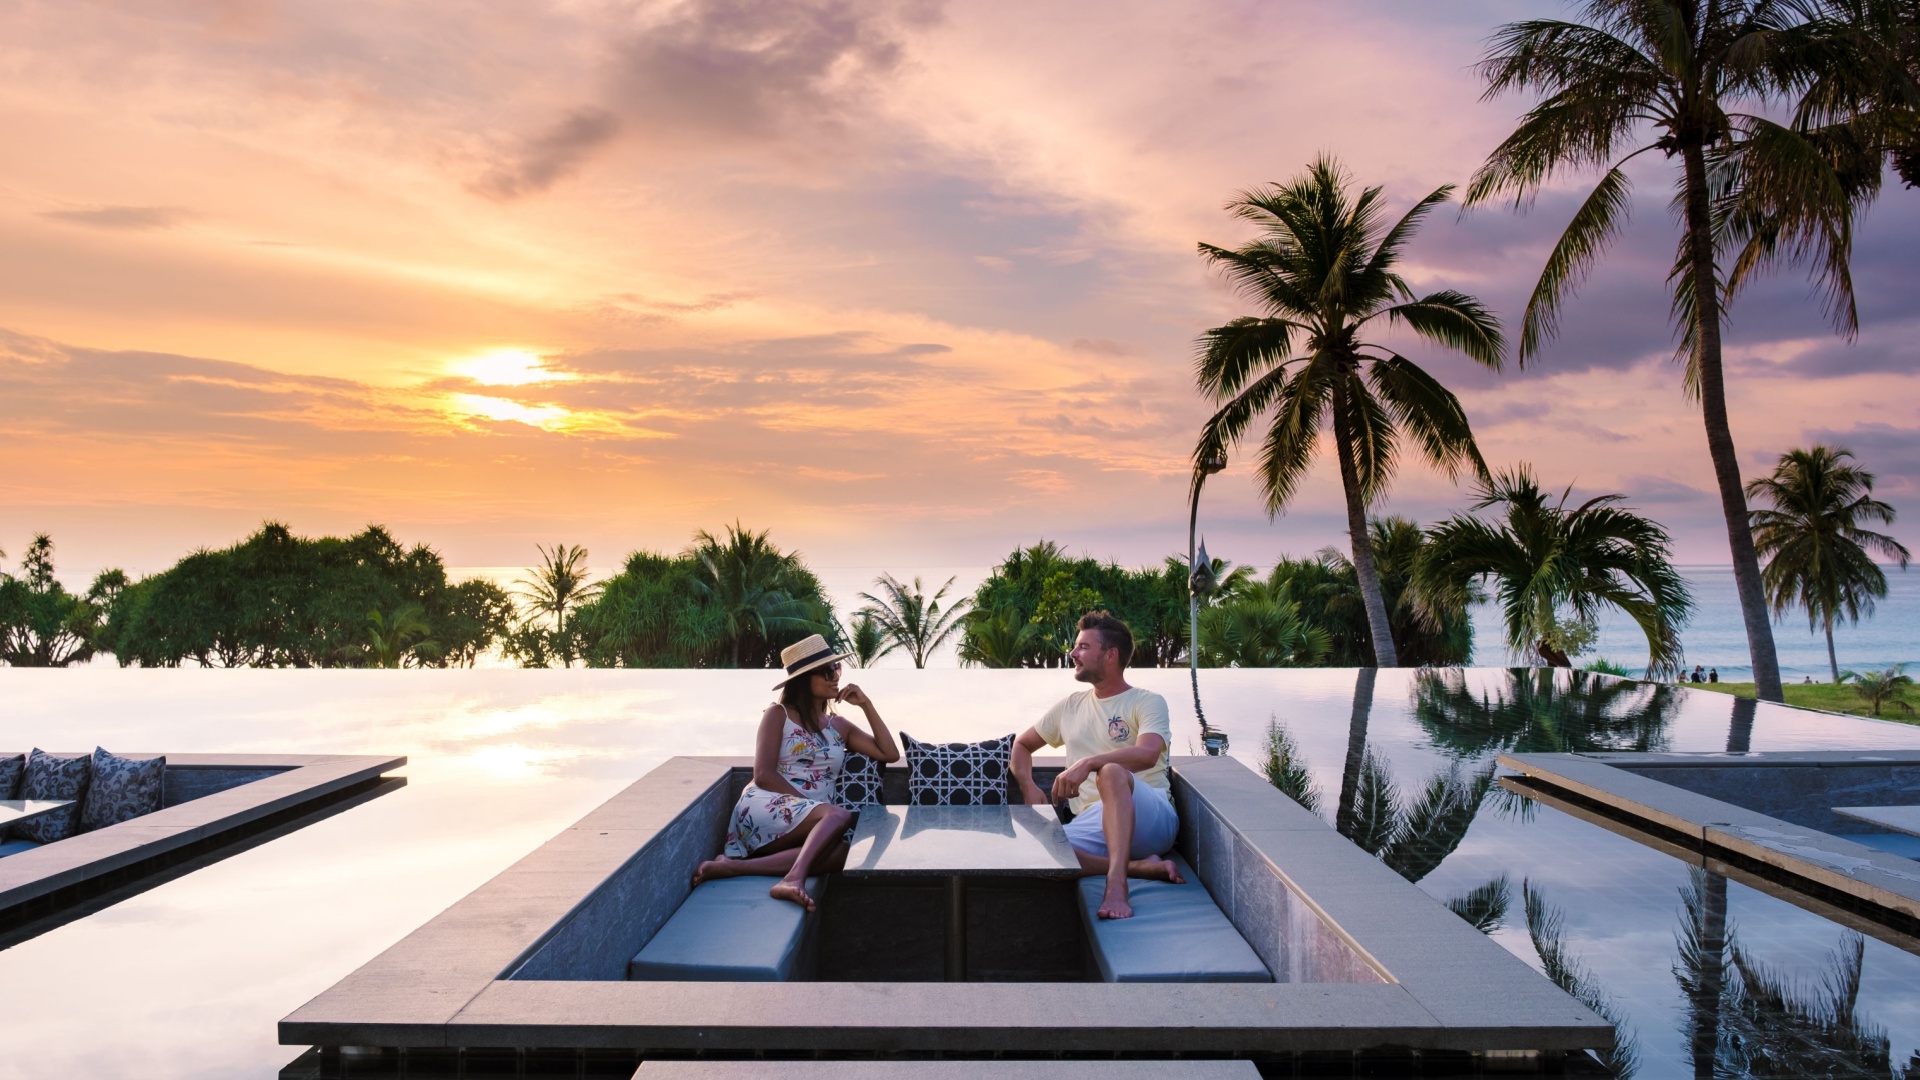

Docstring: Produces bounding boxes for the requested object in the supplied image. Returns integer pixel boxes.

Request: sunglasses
[812,662,842,678]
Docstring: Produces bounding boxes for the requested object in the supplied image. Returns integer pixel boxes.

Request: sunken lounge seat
[628,875,824,982]
[1076,854,1271,983]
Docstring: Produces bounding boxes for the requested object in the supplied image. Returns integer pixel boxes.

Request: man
[1012,611,1183,920]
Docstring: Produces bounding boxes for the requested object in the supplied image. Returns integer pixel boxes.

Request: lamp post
[1189,454,1228,755]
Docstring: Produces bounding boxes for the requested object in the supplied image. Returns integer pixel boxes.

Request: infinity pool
[2,667,1918,1079]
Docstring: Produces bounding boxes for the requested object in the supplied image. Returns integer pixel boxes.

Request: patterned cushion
[0,754,23,800]
[11,749,92,843]
[903,733,1014,806]
[80,748,165,832]
[835,751,885,808]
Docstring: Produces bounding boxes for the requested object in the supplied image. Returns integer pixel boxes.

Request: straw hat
[771,633,850,689]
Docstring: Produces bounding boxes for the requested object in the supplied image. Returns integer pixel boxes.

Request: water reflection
[1413,668,1682,757]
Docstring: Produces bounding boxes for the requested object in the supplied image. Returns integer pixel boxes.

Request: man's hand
[1019,779,1049,806]
[1051,760,1091,804]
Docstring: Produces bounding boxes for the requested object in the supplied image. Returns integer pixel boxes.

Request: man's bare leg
[1094,764,1140,918]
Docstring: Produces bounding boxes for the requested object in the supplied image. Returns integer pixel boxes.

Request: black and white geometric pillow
[835,751,885,808]
[80,748,165,832]
[903,733,1014,806]
[11,748,92,843]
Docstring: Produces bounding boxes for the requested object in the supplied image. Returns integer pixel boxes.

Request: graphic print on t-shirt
[1107,717,1128,741]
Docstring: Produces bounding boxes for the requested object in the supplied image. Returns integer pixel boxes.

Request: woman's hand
[837,683,874,711]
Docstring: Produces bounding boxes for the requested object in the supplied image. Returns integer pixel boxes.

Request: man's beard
[1072,663,1098,683]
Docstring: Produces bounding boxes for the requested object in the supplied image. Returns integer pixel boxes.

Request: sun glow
[447,393,575,430]
[448,348,576,387]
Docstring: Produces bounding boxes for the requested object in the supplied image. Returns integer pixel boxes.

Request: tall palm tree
[857,574,969,669]
[1416,467,1694,677]
[1747,444,1910,682]
[515,544,600,630]
[687,525,830,668]
[514,543,602,668]
[1468,1,1870,703]
[1191,157,1506,667]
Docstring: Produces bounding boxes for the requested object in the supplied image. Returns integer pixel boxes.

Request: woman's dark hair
[779,666,831,733]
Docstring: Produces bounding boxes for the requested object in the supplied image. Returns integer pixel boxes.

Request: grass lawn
[1685,680,1918,724]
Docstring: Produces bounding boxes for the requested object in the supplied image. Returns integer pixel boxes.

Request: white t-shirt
[1034,685,1173,814]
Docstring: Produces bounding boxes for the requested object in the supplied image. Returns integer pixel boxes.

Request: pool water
[2,667,1918,1079]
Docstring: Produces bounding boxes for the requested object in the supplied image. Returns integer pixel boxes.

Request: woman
[691,633,900,910]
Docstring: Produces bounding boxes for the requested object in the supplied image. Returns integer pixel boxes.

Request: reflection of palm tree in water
[1675,868,1911,1078]
[1412,667,1681,757]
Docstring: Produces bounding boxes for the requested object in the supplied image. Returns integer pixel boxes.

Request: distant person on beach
[1690,665,1705,683]
[1708,667,1719,683]
[690,634,900,910]
[1011,610,1182,921]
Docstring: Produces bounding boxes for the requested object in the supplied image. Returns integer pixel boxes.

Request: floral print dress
[722,708,846,858]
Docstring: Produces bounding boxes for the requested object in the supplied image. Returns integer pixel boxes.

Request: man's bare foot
[691,857,737,887]
[1126,854,1185,884]
[1096,880,1133,919]
[769,879,816,911]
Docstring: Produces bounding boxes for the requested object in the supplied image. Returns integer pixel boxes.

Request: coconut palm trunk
[1335,667,1377,839]
[1680,142,1784,703]
[1333,384,1400,667]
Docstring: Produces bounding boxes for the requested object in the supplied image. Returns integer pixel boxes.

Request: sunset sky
[4,0,1917,583]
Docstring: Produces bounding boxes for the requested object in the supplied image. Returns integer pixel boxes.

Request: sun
[448,348,575,387]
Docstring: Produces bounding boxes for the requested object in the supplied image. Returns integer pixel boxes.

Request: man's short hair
[1077,611,1134,668]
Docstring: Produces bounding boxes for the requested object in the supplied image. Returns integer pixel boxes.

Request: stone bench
[1076,855,1271,983]
[628,875,824,982]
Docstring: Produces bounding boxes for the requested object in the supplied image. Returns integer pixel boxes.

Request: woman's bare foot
[1126,854,1185,884]
[691,857,739,887]
[1096,878,1133,920]
[769,878,815,911]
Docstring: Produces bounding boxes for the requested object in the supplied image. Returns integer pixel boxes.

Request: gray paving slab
[1706,822,1920,918]
[1834,805,1920,838]
[1499,753,1781,839]
[0,753,404,907]
[450,979,1461,1054]
[634,1062,1261,1079]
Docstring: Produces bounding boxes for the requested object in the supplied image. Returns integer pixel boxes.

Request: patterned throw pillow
[835,751,885,808]
[11,749,92,843]
[0,754,23,800]
[80,748,165,832]
[903,733,1014,806]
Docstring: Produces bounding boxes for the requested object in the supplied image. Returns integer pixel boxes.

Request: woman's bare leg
[693,804,838,886]
[770,805,854,911]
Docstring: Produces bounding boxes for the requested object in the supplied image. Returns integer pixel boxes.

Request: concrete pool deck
[282,754,1610,1061]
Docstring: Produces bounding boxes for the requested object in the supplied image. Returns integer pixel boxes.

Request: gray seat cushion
[1077,855,1271,983]
[629,875,823,982]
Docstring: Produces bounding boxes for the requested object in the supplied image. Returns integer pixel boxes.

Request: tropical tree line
[1196,0,1920,703]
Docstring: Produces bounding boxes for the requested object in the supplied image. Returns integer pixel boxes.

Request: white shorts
[1062,779,1178,860]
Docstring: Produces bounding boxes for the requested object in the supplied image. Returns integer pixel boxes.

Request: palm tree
[1191,157,1506,667]
[957,604,1043,668]
[1747,445,1910,683]
[687,525,831,668]
[1468,1,1870,704]
[847,612,890,668]
[856,574,969,669]
[515,544,600,631]
[1416,467,1694,677]
[359,604,437,668]
[1841,664,1914,716]
[514,543,601,668]
[1198,574,1331,667]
